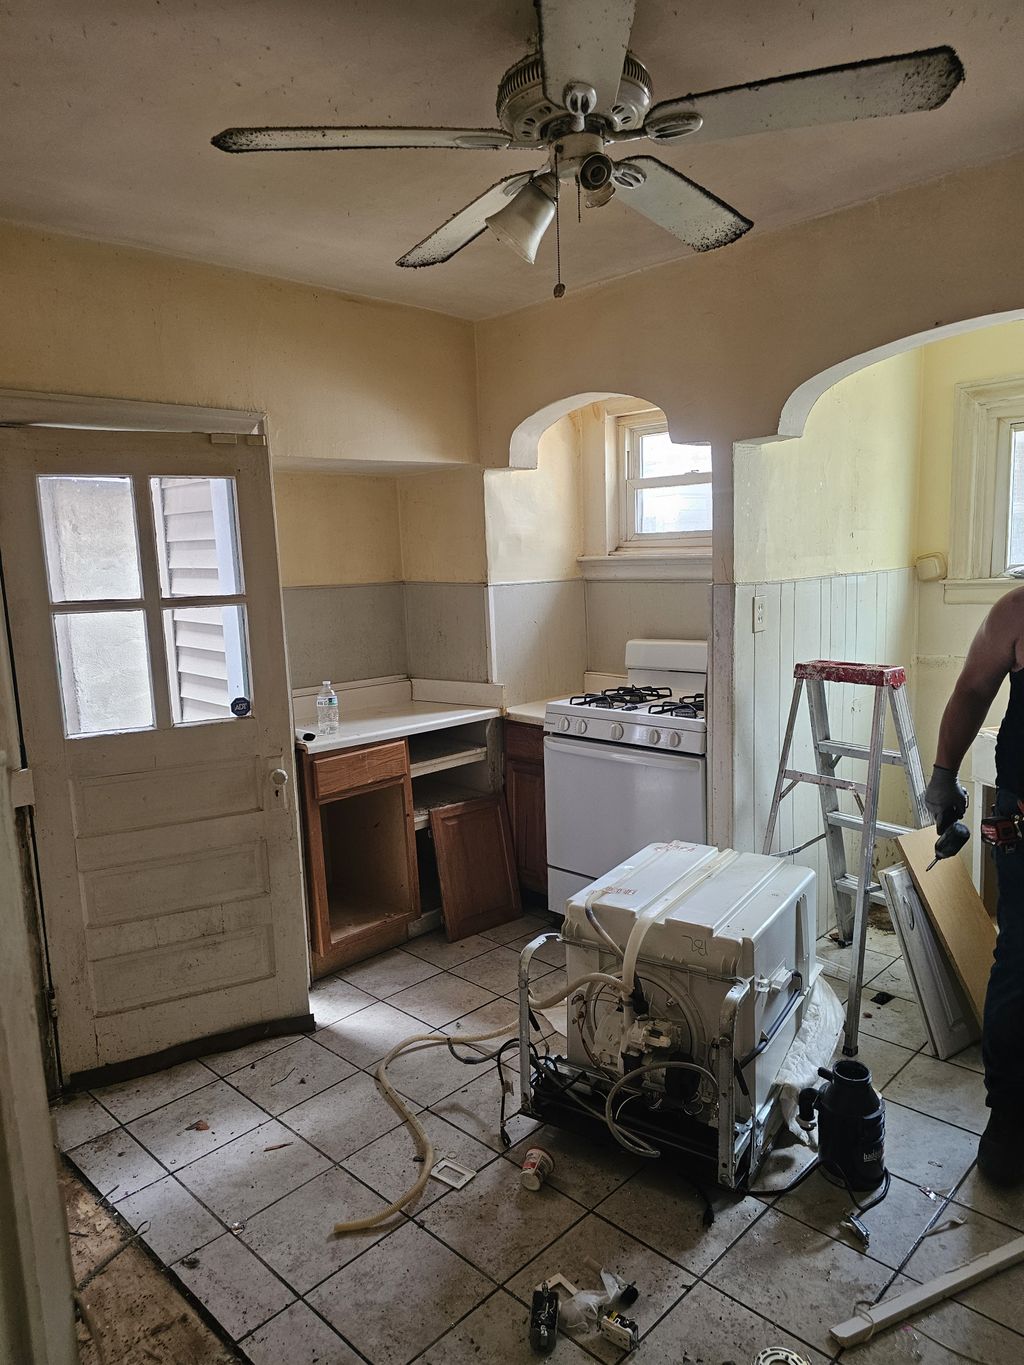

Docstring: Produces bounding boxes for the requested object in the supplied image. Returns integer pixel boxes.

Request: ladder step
[825,811,915,839]
[834,874,888,906]
[783,768,867,795]
[795,660,907,688]
[816,741,905,766]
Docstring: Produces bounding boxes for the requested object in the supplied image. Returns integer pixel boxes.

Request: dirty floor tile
[383,1036,497,1107]
[240,1300,363,1365]
[774,1169,942,1268]
[340,947,440,999]
[174,1118,331,1223]
[451,945,551,996]
[280,1070,420,1163]
[430,1068,539,1152]
[308,1221,491,1365]
[417,1156,582,1281]
[65,1127,166,1200]
[92,1059,218,1123]
[839,1294,1024,1363]
[126,1078,267,1170]
[201,1032,298,1077]
[480,913,553,946]
[115,1174,224,1263]
[223,1035,356,1115]
[173,1231,293,1340]
[848,1032,921,1090]
[420,1289,593,1364]
[342,1111,498,1212]
[403,930,500,971]
[239,1165,400,1293]
[858,993,930,1050]
[52,1093,117,1152]
[387,972,498,1028]
[314,1000,432,1071]
[307,975,377,1029]
[637,1280,831,1365]
[883,1052,988,1134]
[881,1100,979,1190]
[596,1165,764,1274]
[705,1206,893,1356]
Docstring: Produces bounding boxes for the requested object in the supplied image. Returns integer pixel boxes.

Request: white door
[544,735,707,882]
[0,428,309,1081]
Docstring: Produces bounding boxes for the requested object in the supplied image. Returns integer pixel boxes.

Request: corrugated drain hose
[332,969,623,1234]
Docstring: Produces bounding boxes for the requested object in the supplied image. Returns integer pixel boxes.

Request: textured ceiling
[3,1,1023,319]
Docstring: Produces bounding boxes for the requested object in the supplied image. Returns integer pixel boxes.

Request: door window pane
[638,433,712,479]
[163,605,251,724]
[53,611,154,736]
[151,477,242,597]
[636,483,712,536]
[38,476,142,602]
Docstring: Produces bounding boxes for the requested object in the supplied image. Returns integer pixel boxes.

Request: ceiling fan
[212,0,963,273]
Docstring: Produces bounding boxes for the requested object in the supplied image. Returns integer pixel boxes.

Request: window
[948,377,1024,596]
[618,417,712,548]
[994,422,1024,574]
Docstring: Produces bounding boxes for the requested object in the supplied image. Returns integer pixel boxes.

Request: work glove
[925,764,968,831]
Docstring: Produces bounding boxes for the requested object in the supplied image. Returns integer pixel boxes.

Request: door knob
[270,768,289,786]
[268,766,290,811]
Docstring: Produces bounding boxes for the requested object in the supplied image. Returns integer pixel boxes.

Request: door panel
[0,428,309,1078]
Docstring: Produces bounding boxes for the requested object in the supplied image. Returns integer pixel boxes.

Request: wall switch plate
[753,595,766,632]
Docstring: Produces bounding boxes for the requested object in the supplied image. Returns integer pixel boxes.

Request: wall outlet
[753,595,766,633]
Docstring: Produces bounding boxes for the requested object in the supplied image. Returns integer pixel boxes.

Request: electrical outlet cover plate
[430,1158,476,1189]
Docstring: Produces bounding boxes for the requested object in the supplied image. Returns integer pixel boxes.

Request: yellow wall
[397,468,487,583]
[273,472,401,587]
[916,320,1024,556]
[484,416,582,584]
[733,350,922,583]
[0,223,477,469]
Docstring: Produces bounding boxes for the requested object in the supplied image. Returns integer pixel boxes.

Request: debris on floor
[61,1163,241,1365]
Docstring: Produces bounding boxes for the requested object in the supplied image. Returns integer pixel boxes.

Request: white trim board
[0,388,262,433]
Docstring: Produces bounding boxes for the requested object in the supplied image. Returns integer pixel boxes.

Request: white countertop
[504,700,551,727]
[296,701,500,753]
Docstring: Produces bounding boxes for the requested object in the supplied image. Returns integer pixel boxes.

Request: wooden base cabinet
[298,740,420,978]
[504,721,548,898]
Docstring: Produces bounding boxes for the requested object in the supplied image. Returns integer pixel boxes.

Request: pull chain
[553,148,565,299]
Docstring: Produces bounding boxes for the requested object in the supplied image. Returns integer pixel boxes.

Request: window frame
[949,377,1024,593]
[617,417,712,550]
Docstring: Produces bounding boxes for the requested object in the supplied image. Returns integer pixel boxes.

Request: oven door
[544,734,707,885]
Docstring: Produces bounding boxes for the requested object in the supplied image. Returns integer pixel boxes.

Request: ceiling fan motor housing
[496,51,652,143]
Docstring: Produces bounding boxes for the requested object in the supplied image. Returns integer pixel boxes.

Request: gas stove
[544,686,707,754]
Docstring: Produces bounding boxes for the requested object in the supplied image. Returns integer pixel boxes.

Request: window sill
[942,577,1023,606]
[578,552,712,582]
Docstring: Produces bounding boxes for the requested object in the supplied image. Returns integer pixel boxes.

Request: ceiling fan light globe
[484,176,557,264]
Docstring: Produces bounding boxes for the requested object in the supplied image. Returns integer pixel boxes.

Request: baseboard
[64,1012,315,1092]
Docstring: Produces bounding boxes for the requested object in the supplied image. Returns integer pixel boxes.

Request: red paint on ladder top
[794,660,907,687]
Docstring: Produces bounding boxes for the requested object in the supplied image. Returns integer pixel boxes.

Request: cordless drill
[927,809,971,870]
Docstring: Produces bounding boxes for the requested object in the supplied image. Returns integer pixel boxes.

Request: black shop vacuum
[792,1059,890,1246]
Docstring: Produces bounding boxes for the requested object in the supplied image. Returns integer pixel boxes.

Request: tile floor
[54,913,1020,1364]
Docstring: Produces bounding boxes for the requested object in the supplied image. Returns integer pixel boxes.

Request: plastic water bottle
[316,681,339,737]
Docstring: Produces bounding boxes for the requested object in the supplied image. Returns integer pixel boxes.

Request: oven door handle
[543,734,702,769]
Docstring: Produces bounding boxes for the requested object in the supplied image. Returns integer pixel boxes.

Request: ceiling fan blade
[535,0,637,117]
[645,46,963,144]
[212,126,511,153]
[614,157,752,252]
[397,173,534,267]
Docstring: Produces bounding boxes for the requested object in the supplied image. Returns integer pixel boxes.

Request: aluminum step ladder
[762,660,930,1055]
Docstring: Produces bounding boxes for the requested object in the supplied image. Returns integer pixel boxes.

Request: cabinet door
[430,795,521,940]
[506,756,548,894]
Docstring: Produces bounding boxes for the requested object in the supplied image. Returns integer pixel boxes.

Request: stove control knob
[558,717,571,732]
[668,732,681,748]
[610,722,624,740]
[648,728,661,744]
[576,719,588,735]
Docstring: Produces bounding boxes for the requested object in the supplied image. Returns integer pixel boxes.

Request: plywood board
[897,826,996,1027]
[431,795,521,941]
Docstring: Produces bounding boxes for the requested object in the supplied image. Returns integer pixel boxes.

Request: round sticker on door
[230,697,251,717]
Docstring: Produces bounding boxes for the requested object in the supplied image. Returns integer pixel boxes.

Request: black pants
[984,788,1024,1113]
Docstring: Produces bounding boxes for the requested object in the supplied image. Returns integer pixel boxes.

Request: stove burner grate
[647,692,706,718]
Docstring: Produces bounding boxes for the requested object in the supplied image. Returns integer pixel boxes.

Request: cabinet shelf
[408,731,488,779]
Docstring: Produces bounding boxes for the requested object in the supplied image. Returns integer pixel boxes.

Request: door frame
[0,390,278,1091]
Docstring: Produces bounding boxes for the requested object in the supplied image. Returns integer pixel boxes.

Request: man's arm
[927,590,1022,824]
